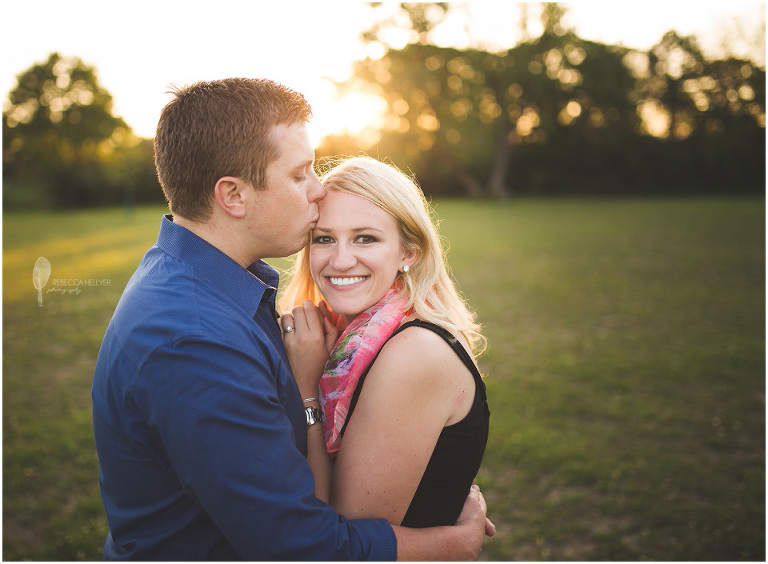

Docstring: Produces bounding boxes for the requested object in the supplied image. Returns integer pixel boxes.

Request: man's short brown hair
[154,78,312,221]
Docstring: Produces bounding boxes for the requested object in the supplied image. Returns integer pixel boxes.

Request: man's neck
[172,214,256,268]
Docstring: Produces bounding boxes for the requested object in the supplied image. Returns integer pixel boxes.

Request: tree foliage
[317,3,765,197]
[3,5,765,208]
[3,53,160,208]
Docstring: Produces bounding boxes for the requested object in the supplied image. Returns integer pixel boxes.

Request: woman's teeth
[329,276,366,286]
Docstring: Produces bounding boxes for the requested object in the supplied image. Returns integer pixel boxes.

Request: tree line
[3,53,157,209]
[318,3,765,197]
[3,5,765,208]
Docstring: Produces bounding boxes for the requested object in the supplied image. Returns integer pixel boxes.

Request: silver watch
[305,406,323,428]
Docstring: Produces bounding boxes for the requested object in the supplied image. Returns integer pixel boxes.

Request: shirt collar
[155,214,279,318]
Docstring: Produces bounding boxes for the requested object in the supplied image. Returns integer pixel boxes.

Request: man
[92,78,493,560]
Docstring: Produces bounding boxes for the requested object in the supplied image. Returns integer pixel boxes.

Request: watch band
[305,406,323,428]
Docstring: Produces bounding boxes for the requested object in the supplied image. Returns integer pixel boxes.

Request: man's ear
[213,176,247,219]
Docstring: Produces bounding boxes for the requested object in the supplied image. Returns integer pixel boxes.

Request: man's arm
[136,338,396,560]
[393,485,494,561]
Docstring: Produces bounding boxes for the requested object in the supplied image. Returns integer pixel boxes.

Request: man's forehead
[269,122,313,159]
[270,121,308,140]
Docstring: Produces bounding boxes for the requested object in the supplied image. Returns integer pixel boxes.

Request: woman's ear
[213,176,247,219]
[402,248,418,270]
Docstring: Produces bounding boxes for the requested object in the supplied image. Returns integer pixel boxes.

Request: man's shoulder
[114,249,268,349]
[119,249,199,318]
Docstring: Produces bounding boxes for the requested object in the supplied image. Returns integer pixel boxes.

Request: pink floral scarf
[319,289,409,457]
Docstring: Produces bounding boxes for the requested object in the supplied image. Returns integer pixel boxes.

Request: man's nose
[308,176,326,203]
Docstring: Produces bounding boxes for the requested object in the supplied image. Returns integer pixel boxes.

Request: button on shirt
[92,215,396,560]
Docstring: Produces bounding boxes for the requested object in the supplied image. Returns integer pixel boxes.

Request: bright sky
[2,1,764,144]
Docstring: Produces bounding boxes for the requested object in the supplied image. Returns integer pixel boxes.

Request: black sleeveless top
[340,320,490,528]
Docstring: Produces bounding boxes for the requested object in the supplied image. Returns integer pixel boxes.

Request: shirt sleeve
[132,337,397,560]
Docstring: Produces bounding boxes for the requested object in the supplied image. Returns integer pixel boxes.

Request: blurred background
[3,1,765,560]
[2,1,765,205]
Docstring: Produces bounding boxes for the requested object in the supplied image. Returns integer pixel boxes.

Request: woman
[279,156,490,528]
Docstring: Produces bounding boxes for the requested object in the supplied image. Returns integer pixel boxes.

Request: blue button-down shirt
[92,215,396,560]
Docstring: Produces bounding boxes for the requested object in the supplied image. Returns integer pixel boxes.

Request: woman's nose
[330,244,356,270]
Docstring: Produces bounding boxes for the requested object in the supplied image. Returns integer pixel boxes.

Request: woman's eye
[356,235,378,244]
[312,236,333,244]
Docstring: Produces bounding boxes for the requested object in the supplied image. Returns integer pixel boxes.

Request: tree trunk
[454,166,483,197]
[487,127,512,198]
[434,143,484,197]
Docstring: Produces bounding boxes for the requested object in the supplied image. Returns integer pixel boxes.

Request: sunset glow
[308,90,388,148]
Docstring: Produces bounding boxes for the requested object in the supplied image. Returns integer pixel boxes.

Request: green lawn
[3,197,765,560]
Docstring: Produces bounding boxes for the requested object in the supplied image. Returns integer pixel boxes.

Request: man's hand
[453,484,495,559]
[462,484,496,538]
[393,484,495,561]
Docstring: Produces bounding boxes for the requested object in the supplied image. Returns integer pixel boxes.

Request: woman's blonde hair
[279,156,485,356]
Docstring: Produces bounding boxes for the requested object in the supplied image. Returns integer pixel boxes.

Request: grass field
[3,197,765,560]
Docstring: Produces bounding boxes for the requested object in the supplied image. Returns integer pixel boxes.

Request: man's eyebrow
[292,159,314,171]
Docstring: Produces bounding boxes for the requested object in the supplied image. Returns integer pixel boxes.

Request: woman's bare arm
[281,301,338,502]
[331,326,475,524]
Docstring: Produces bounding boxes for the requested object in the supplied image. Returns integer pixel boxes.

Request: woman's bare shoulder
[370,322,471,389]
[383,322,453,361]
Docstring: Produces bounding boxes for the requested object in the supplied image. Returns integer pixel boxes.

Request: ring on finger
[284,326,294,333]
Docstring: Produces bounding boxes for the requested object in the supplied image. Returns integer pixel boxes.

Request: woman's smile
[327,275,369,288]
